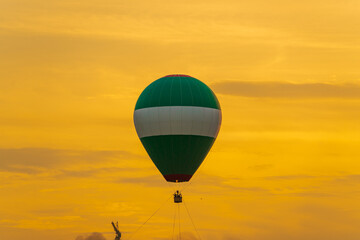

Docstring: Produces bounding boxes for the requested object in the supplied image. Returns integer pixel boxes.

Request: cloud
[115,173,269,193]
[212,81,360,98]
[154,232,197,240]
[263,174,317,180]
[0,148,144,174]
[248,164,274,171]
[0,148,64,171]
[0,216,83,230]
[332,174,360,184]
[116,175,165,186]
[182,174,269,195]
[75,232,106,240]
[57,167,140,179]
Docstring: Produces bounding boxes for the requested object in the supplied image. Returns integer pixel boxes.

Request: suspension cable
[172,203,176,240]
[183,200,202,240]
[128,195,172,240]
[178,204,181,240]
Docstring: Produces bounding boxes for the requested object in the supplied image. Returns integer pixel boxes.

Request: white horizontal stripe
[134,106,222,138]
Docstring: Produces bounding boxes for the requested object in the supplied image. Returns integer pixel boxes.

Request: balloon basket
[173,190,182,203]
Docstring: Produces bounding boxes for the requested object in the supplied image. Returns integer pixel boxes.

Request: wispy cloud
[212,81,360,98]
[248,164,274,171]
[0,148,143,170]
[1,216,84,230]
[332,174,360,184]
[75,232,106,240]
[154,232,198,240]
[263,174,318,181]
[0,148,146,182]
[115,175,166,187]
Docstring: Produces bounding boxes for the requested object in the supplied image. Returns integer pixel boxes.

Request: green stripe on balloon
[135,75,220,110]
[140,135,215,182]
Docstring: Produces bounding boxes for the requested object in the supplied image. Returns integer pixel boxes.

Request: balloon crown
[164,74,192,78]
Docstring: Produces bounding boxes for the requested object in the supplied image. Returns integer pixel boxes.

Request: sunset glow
[1,1,360,240]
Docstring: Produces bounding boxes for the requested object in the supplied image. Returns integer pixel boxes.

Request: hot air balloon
[133,74,221,201]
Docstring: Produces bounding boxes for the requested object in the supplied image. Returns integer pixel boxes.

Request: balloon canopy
[133,74,222,182]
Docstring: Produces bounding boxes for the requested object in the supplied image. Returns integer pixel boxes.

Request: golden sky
[1,0,360,239]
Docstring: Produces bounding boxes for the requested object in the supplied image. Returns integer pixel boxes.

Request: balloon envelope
[134,74,222,182]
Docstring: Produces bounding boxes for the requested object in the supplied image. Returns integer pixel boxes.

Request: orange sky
[1,0,360,240]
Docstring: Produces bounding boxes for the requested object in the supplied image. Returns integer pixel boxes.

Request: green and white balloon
[134,74,222,182]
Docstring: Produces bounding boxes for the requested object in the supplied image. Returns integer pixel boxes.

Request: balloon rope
[178,204,181,240]
[172,203,176,240]
[184,200,202,240]
[128,195,172,240]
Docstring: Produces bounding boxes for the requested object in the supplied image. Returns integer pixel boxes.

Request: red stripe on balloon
[164,174,193,182]
[164,74,192,78]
